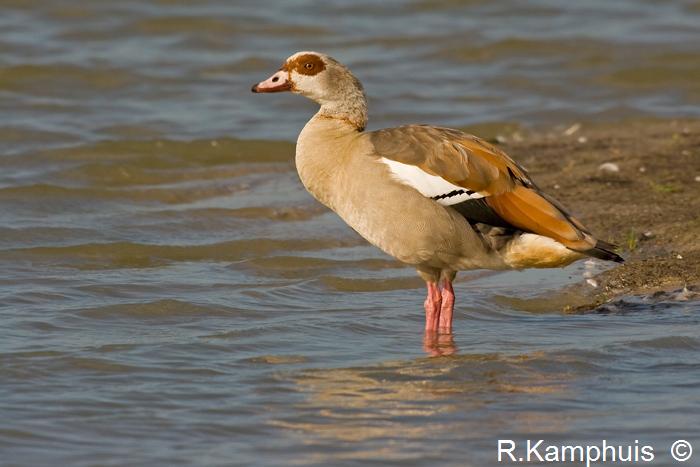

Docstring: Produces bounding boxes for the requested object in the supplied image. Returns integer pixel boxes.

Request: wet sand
[478,118,700,308]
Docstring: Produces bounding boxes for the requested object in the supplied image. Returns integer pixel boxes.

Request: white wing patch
[379,158,484,205]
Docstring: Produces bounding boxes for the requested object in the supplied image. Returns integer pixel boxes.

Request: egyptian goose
[252,51,622,334]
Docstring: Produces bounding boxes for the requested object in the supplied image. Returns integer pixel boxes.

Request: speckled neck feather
[317,77,368,131]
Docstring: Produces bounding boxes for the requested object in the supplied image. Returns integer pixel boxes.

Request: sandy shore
[468,118,700,309]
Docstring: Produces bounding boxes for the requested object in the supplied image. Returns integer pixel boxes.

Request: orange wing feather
[485,186,595,251]
[371,125,619,259]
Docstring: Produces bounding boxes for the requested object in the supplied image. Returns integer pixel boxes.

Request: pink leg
[438,280,455,331]
[424,282,442,332]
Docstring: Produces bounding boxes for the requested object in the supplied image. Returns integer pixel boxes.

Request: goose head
[252,51,368,130]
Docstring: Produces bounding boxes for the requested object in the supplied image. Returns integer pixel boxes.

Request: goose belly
[328,165,488,268]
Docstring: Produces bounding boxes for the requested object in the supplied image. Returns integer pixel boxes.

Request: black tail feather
[584,240,624,263]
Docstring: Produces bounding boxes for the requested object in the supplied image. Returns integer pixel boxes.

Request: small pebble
[210,140,219,147]
[642,231,654,239]
[695,175,700,182]
[553,183,560,189]
[677,254,683,260]
[564,123,581,136]
[583,259,596,279]
[639,166,646,173]
[586,278,598,288]
[495,135,507,143]
[577,136,587,144]
[681,150,690,156]
[598,162,620,174]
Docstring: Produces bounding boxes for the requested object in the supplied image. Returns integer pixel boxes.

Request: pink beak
[251,70,292,93]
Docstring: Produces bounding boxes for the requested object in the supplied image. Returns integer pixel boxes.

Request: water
[1,1,699,465]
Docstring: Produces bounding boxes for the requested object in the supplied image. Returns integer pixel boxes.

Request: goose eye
[304,63,314,70]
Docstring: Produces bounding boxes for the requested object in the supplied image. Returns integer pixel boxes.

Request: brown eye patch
[283,53,326,76]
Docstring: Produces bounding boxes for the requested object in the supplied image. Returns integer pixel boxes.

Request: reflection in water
[422,331,457,357]
[273,352,573,463]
